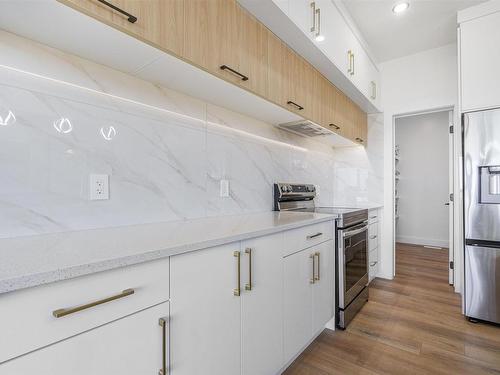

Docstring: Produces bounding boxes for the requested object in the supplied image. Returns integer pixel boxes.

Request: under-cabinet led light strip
[0,63,308,152]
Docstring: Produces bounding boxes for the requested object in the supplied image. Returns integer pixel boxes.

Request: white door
[460,12,500,111]
[0,302,169,375]
[240,233,284,375]
[283,248,314,363]
[312,240,334,333]
[289,0,314,38]
[170,243,241,375]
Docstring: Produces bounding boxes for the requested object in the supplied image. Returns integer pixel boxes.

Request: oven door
[338,222,368,309]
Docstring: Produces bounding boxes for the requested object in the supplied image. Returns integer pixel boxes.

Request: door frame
[392,106,455,284]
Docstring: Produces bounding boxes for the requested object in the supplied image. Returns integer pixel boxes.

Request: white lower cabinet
[170,242,242,375]
[283,239,334,363]
[312,240,334,334]
[170,233,284,375]
[0,302,169,375]
[241,233,284,375]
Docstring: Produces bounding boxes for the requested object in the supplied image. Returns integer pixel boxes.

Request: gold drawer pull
[158,317,169,375]
[307,232,323,240]
[314,252,320,281]
[245,248,253,291]
[310,254,316,284]
[52,288,135,318]
[234,251,241,296]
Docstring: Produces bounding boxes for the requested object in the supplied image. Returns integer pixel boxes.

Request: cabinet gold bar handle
[245,248,252,291]
[158,317,169,375]
[234,251,241,296]
[315,252,320,281]
[351,53,355,75]
[52,288,135,318]
[310,2,316,32]
[347,50,352,74]
[310,254,316,284]
[307,232,323,240]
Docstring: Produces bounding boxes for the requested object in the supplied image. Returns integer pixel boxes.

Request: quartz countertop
[0,211,336,294]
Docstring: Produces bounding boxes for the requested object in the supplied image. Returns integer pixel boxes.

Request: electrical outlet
[90,174,109,200]
[220,179,230,198]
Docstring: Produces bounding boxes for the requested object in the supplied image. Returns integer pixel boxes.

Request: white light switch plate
[220,179,230,198]
[90,174,109,200]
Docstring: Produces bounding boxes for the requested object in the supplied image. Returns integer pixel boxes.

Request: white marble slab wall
[0,31,351,238]
[331,113,384,207]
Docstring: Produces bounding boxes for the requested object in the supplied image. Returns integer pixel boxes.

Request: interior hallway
[283,243,500,375]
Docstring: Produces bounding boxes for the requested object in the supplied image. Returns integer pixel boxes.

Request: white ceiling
[341,0,487,62]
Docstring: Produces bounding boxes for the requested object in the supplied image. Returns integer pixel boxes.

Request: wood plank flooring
[283,243,500,375]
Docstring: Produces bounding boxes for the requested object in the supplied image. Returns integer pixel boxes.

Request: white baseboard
[396,235,449,248]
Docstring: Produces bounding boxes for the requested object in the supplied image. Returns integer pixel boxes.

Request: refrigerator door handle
[466,239,500,249]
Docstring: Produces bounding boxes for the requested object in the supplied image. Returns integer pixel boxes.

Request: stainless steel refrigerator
[463,108,500,324]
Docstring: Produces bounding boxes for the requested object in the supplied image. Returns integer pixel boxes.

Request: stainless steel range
[274,182,369,329]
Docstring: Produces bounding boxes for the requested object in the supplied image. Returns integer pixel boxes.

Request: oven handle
[342,224,368,239]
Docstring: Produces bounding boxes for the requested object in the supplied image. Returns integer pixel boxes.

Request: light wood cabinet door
[312,240,334,334]
[170,243,241,375]
[283,248,314,363]
[334,91,354,140]
[281,48,314,118]
[267,31,286,106]
[185,0,268,97]
[354,105,368,145]
[240,233,284,375]
[0,302,169,375]
[59,0,184,56]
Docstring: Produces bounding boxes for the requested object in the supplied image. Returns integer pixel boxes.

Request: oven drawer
[0,258,169,363]
[283,221,334,256]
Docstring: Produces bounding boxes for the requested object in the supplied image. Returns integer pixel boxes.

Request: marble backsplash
[0,31,383,238]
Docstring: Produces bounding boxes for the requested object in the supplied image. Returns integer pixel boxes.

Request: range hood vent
[276,120,333,137]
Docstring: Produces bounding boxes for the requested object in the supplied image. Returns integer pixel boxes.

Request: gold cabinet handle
[314,252,320,281]
[234,251,241,296]
[158,317,169,375]
[316,8,321,39]
[307,232,323,240]
[347,50,352,74]
[245,248,252,291]
[52,288,134,318]
[371,81,376,99]
[309,254,316,284]
[310,2,316,32]
[350,53,355,76]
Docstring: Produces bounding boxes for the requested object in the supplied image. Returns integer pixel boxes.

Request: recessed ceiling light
[392,2,409,14]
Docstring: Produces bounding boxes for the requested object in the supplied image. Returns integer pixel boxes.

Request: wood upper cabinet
[59,0,184,56]
[184,0,268,97]
[354,106,368,145]
[59,0,368,146]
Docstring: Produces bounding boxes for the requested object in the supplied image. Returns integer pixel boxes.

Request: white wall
[395,111,449,248]
[379,43,459,287]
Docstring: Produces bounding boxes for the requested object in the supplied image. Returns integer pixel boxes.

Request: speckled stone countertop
[0,211,336,294]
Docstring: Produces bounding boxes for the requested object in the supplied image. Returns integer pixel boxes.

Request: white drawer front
[368,253,379,282]
[0,258,169,363]
[368,210,379,224]
[369,248,378,264]
[283,221,334,256]
[368,223,378,251]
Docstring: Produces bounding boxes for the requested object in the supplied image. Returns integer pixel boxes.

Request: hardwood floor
[283,243,500,375]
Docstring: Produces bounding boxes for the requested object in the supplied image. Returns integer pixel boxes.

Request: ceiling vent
[276,120,333,138]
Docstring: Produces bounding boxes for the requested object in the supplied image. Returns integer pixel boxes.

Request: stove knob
[287,185,293,192]
[281,185,287,193]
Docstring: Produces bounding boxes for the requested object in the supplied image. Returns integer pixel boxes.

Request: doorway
[394,109,454,284]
